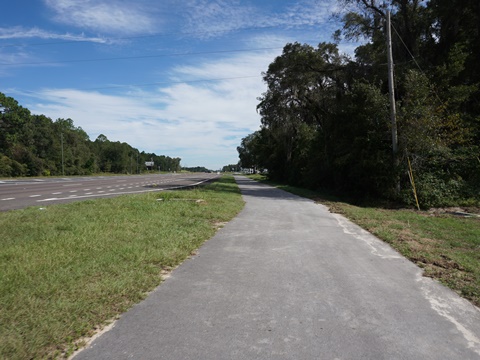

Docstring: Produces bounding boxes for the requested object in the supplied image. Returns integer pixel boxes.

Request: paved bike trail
[74,176,480,359]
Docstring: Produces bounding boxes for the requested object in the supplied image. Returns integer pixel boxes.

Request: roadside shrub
[0,155,27,177]
[412,173,464,208]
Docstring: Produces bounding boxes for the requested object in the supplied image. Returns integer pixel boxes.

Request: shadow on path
[234,176,312,202]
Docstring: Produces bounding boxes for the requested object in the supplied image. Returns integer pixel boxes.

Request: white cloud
[0,27,109,75]
[0,49,33,75]
[0,26,108,43]
[25,49,279,169]
[282,0,339,26]
[44,0,158,34]
[0,27,114,78]
[182,0,258,36]
[180,0,340,38]
[5,0,356,169]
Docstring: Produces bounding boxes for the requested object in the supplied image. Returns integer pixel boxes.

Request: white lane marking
[36,178,215,203]
[52,192,62,195]
[85,193,93,195]
[29,195,41,198]
[96,187,102,190]
[1,197,15,201]
[69,190,78,193]
[84,189,91,191]
[109,189,115,192]
[69,195,78,198]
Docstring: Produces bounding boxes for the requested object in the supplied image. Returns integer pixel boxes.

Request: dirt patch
[65,319,117,360]
[213,221,228,229]
[413,254,464,271]
[158,198,207,204]
[427,207,480,218]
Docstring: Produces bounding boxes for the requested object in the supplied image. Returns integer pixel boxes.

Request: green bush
[0,155,27,177]
[411,173,464,208]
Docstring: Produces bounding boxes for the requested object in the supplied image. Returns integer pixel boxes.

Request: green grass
[249,174,480,307]
[0,176,244,359]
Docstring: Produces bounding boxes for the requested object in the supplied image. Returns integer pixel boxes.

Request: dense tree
[184,166,211,173]
[237,131,264,171]
[221,164,241,172]
[240,0,480,207]
[0,92,182,177]
[142,153,181,172]
[256,42,351,184]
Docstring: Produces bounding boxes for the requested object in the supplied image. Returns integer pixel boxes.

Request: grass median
[0,176,244,359]
[249,174,480,308]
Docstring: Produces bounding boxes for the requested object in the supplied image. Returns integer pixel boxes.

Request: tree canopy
[239,0,479,207]
[0,93,181,177]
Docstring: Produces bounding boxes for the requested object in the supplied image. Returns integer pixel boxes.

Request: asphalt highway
[73,176,480,360]
[0,173,219,211]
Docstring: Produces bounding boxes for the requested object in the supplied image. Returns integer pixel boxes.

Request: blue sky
[1,0,356,170]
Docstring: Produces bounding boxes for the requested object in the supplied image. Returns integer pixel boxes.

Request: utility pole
[386,10,398,156]
[387,10,400,193]
[61,133,65,176]
[137,150,139,174]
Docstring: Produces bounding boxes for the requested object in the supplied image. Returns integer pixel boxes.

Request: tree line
[0,92,181,177]
[222,164,241,172]
[183,166,211,173]
[238,0,480,208]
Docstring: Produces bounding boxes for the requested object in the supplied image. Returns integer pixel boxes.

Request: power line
[390,23,445,105]
[0,46,283,66]
[390,24,423,74]
[81,75,262,91]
